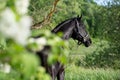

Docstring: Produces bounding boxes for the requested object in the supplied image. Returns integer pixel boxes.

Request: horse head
[52,14,92,47]
[72,15,92,47]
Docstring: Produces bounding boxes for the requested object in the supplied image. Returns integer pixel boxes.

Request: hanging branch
[31,0,60,29]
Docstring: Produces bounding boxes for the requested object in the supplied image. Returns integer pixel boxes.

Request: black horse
[36,15,92,80]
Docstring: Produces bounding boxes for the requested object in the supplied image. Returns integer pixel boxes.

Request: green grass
[65,64,120,80]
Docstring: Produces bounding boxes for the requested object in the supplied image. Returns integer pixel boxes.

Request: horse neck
[52,20,76,40]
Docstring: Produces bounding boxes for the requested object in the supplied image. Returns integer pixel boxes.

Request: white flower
[14,16,32,45]
[15,0,30,14]
[0,63,11,73]
[29,37,47,46]
[35,37,47,46]
[4,63,11,73]
[0,8,32,45]
[0,8,18,38]
[28,37,47,51]
[35,37,47,51]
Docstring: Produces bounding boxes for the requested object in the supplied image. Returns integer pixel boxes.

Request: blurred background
[29,0,120,79]
[0,0,120,80]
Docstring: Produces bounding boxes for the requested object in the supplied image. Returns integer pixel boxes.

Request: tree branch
[31,0,60,29]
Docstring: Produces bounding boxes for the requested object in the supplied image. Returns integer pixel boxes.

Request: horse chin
[84,43,90,47]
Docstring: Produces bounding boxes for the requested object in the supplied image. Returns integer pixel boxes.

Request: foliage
[29,0,55,24]
[67,0,120,69]
[28,0,97,31]
[30,30,69,64]
[0,0,69,80]
[86,0,120,69]
[0,0,120,80]
[85,45,120,69]
[68,38,120,69]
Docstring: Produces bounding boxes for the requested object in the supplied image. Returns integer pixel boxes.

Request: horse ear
[77,14,82,21]
[80,14,82,19]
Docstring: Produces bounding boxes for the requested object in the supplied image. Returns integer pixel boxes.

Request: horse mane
[52,17,76,33]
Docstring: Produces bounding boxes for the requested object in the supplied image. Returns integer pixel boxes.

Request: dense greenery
[0,0,68,80]
[0,0,120,80]
[29,0,120,69]
[29,0,120,79]
[84,0,120,69]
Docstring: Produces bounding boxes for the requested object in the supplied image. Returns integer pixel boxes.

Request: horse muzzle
[84,38,92,47]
